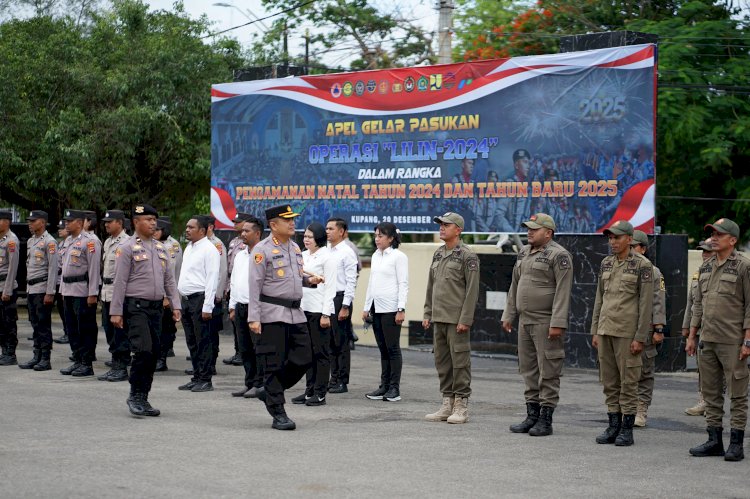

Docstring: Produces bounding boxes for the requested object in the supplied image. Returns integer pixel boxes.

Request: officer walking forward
[110,204,181,417]
[591,220,653,447]
[502,213,573,436]
[687,218,750,462]
[0,211,21,366]
[423,212,480,424]
[248,205,320,430]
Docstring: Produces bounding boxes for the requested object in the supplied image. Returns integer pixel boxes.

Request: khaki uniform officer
[248,205,320,431]
[110,204,181,417]
[423,212,480,424]
[682,238,715,416]
[154,216,182,371]
[591,220,653,447]
[98,210,130,382]
[59,209,102,377]
[0,210,20,366]
[630,230,667,427]
[19,210,58,371]
[687,218,750,462]
[502,213,573,437]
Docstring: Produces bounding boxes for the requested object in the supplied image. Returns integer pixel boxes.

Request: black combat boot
[107,360,129,382]
[140,394,161,417]
[71,363,94,377]
[615,414,635,446]
[127,392,147,416]
[689,427,725,457]
[529,406,554,437]
[18,349,41,369]
[596,412,622,444]
[154,357,167,372]
[271,405,296,430]
[33,351,51,371]
[724,429,744,462]
[60,362,82,375]
[510,402,540,433]
[0,345,17,366]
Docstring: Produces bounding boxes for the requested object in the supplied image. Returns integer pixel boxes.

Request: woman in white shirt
[292,223,338,406]
[362,222,408,402]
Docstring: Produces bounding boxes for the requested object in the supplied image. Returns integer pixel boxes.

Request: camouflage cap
[696,238,714,251]
[522,213,556,231]
[630,230,649,247]
[704,218,740,239]
[433,212,464,230]
[603,220,634,236]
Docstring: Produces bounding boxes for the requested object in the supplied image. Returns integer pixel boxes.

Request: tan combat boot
[634,402,648,427]
[425,396,454,422]
[685,394,706,416]
[447,396,469,424]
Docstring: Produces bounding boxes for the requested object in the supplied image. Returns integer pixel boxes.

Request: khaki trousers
[597,335,641,415]
[518,322,565,407]
[433,322,471,398]
[699,341,749,430]
[636,335,658,408]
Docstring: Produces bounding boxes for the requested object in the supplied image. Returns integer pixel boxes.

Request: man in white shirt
[228,216,264,398]
[177,216,220,392]
[205,216,228,374]
[326,217,358,393]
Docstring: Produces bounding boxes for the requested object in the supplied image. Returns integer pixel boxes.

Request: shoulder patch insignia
[7,241,15,253]
[466,257,479,272]
[641,268,652,282]
[87,241,95,254]
[254,253,264,264]
[558,255,570,269]
[48,242,56,254]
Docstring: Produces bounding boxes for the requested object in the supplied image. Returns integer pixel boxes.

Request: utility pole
[437,0,454,64]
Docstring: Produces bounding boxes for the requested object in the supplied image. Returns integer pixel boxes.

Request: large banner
[211,44,656,233]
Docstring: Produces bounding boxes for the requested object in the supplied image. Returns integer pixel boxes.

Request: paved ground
[2,312,748,498]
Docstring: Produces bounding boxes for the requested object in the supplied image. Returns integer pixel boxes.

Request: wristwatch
[397,308,405,313]
[743,339,750,348]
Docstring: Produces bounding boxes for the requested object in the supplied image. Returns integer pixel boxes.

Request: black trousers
[27,293,52,353]
[181,293,214,382]
[372,311,403,389]
[228,291,239,355]
[0,291,18,351]
[124,298,162,395]
[160,305,177,359]
[330,292,351,384]
[101,301,130,362]
[210,299,223,368]
[63,296,98,364]
[256,321,312,408]
[233,303,262,389]
[55,289,68,336]
[305,311,331,397]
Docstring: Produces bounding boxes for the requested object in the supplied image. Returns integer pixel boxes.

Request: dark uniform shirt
[0,230,20,295]
[26,230,58,295]
[109,235,181,316]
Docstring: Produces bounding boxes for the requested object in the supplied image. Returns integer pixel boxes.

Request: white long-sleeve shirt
[301,247,338,315]
[364,247,409,313]
[329,241,358,307]
[178,237,220,313]
[229,247,251,310]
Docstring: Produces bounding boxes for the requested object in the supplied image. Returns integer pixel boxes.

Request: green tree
[0,0,244,224]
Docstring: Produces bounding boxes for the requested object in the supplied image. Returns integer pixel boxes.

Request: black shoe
[71,364,94,377]
[510,403,540,433]
[140,396,161,417]
[105,360,113,368]
[725,429,744,461]
[0,354,17,366]
[167,348,175,358]
[18,351,41,369]
[615,414,636,446]
[98,369,117,381]
[291,392,310,405]
[272,413,296,430]
[178,381,198,391]
[690,426,725,457]
[231,387,250,397]
[231,355,243,366]
[191,381,213,392]
[305,396,326,406]
[328,383,348,394]
[184,368,194,375]
[127,393,146,417]
[366,386,388,400]
[383,387,401,402]
[107,369,128,382]
[60,362,82,375]
[154,359,167,372]
[529,406,554,437]
[243,387,261,398]
[596,412,622,444]
[222,354,236,365]
[53,335,69,344]
[33,357,51,371]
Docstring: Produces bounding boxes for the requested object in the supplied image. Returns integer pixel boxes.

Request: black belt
[125,297,162,309]
[260,294,301,309]
[63,273,88,284]
[27,276,48,285]
[335,291,344,296]
[185,292,204,300]
[103,277,114,285]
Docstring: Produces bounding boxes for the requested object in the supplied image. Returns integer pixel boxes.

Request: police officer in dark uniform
[19,211,59,371]
[53,220,70,345]
[110,204,181,417]
[248,205,321,430]
[154,216,182,371]
[0,210,21,366]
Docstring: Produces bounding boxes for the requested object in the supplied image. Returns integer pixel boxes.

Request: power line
[200,0,318,39]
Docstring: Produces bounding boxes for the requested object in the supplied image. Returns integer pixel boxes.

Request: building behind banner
[211,44,657,234]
